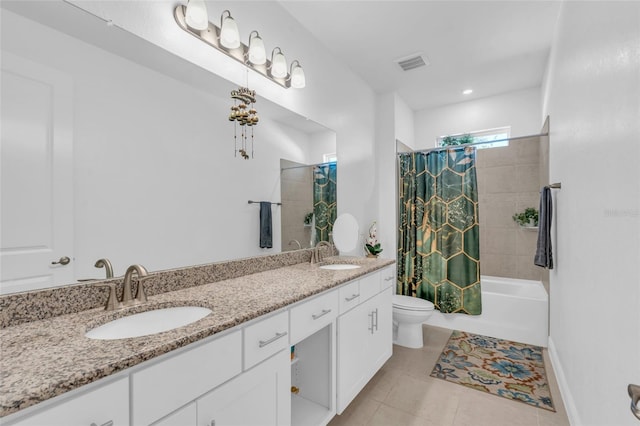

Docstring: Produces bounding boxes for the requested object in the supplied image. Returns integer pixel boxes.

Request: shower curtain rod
[403,132,549,155]
[280,160,336,171]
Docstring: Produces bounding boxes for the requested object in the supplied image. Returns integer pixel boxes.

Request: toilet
[392,295,435,349]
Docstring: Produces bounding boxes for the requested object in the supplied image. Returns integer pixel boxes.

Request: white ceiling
[280,1,561,111]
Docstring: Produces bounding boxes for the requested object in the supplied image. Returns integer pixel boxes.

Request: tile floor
[328,325,570,426]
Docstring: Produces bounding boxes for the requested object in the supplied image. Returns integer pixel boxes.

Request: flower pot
[366,253,378,259]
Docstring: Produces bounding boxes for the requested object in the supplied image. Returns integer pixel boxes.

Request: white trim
[548,336,581,426]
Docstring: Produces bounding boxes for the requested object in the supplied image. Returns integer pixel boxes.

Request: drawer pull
[373,308,379,331]
[90,421,113,426]
[258,331,287,348]
[385,276,394,281]
[344,294,359,302]
[312,309,332,320]
[368,312,375,334]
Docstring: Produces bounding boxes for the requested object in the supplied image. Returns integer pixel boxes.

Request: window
[437,126,511,149]
[323,152,337,163]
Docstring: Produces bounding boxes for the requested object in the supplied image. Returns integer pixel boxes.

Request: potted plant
[303,212,313,226]
[512,207,539,227]
[364,221,383,258]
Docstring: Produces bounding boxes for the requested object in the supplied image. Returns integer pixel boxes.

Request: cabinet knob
[90,421,113,426]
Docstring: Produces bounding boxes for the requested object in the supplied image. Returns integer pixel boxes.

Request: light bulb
[220,10,240,49]
[290,62,305,89]
[248,31,266,65]
[185,0,208,31]
[271,48,287,78]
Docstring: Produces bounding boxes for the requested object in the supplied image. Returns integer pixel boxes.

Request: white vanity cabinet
[3,264,395,426]
[7,376,129,426]
[197,349,290,426]
[336,267,394,414]
[132,330,243,425]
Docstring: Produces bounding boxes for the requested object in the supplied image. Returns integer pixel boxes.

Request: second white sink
[319,264,361,270]
[86,306,212,340]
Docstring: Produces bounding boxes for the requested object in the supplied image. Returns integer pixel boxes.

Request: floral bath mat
[430,330,555,411]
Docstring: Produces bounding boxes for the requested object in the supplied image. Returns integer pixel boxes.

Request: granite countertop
[0,256,394,418]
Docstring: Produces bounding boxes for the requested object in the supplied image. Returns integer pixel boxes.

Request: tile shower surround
[0,248,394,417]
[476,136,544,281]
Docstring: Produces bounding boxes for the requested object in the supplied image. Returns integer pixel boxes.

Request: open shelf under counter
[291,394,333,426]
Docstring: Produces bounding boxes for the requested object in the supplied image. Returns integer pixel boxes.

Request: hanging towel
[534,187,554,269]
[259,202,273,249]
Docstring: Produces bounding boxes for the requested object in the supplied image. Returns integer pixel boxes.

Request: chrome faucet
[311,241,333,264]
[122,264,148,306]
[288,239,302,250]
[94,258,114,279]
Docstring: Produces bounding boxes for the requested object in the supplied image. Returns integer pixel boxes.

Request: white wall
[2,11,313,279]
[308,131,337,165]
[376,93,415,261]
[414,87,542,148]
[542,2,640,425]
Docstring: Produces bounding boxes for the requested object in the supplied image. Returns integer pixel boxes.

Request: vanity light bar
[174,5,303,89]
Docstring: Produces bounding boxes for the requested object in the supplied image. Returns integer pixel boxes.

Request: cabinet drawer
[290,289,339,343]
[132,330,242,426]
[244,310,289,369]
[359,271,381,301]
[380,266,396,290]
[8,377,129,426]
[339,280,360,314]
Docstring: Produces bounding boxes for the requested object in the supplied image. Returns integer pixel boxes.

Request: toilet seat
[392,294,434,311]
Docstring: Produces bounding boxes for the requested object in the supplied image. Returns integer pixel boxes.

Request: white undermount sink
[85,306,212,340]
[319,264,361,270]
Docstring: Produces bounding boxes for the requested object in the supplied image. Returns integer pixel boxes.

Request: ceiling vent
[395,53,429,71]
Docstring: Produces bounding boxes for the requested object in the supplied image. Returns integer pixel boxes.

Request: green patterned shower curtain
[397,147,481,314]
[313,163,337,244]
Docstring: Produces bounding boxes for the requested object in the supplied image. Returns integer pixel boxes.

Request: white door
[1,52,74,294]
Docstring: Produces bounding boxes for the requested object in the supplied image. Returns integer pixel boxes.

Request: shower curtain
[397,146,482,314]
[313,163,337,245]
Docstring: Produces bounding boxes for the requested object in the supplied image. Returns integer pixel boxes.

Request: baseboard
[548,336,581,425]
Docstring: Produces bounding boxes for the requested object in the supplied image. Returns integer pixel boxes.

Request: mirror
[0,1,336,293]
[280,154,337,252]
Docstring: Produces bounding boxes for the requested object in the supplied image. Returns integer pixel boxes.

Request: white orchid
[365,221,383,256]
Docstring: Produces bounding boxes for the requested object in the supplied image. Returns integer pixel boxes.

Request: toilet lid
[393,294,434,311]
[332,213,359,253]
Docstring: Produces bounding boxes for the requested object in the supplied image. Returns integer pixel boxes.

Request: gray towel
[259,202,273,249]
[534,187,553,269]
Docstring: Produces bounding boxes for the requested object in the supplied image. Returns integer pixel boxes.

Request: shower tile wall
[280,159,313,251]
[476,137,542,280]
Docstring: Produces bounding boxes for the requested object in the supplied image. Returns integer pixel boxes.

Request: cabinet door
[336,301,370,414]
[368,288,393,375]
[8,377,129,426]
[197,350,291,426]
[336,287,393,414]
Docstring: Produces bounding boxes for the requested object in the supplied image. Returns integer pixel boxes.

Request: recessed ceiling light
[462,89,473,95]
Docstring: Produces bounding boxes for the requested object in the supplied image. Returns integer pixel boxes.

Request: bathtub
[424,275,549,347]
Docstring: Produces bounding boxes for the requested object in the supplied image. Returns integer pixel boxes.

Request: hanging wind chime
[229,86,259,159]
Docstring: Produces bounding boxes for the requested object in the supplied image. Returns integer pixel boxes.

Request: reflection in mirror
[0,1,337,294]
[280,159,337,252]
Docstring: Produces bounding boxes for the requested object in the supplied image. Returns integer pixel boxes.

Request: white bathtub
[424,275,549,347]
